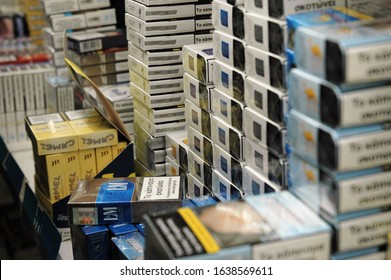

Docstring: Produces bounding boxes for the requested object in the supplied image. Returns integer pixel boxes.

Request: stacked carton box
[125,0,214,176]
[287,18,391,260]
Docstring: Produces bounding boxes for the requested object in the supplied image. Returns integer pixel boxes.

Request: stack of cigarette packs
[287,16,391,260]
[22,0,49,46]
[126,0,214,177]
[25,109,127,239]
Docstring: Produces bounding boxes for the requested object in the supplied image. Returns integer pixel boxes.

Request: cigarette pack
[81,61,128,76]
[211,88,245,132]
[34,153,67,202]
[243,107,287,157]
[25,114,78,156]
[71,225,110,260]
[135,147,166,175]
[67,47,128,67]
[183,72,213,112]
[245,12,287,56]
[67,30,127,54]
[34,177,70,240]
[183,43,215,84]
[127,29,195,51]
[295,19,391,85]
[128,56,184,80]
[144,191,331,259]
[49,13,86,32]
[94,84,133,112]
[245,76,288,125]
[242,165,282,197]
[243,0,358,19]
[95,146,113,172]
[289,68,391,128]
[211,115,244,161]
[188,126,213,166]
[112,142,128,159]
[212,169,243,202]
[287,109,391,172]
[213,59,246,103]
[125,13,195,36]
[135,160,155,177]
[43,0,79,15]
[131,83,184,109]
[245,45,287,92]
[79,149,98,180]
[329,209,391,253]
[165,156,187,177]
[130,71,183,95]
[244,137,288,188]
[84,8,117,28]
[62,108,100,121]
[212,0,245,39]
[62,151,81,195]
[165,131,189,170]
[188,150,212,189]
[332,246,387,260]
[111,231,145,260]
[135,0,197,5]
[185,99,212,139]
[78,0,111,10]
[135,136,166,164]
[213,29,246,72]
[134,123,165,150]
[108,223,138,237]
[288,152,391,216]
[187,173,212,198]
[128,42,183,66]
[125,0,196,21]
[213,143,243,188]
[134,101,185,124]
[68,116,118,150]
[45,77,75,113]
[68,177,184,225]
[189,194,218,207]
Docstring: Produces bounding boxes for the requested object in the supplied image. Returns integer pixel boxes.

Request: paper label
[339,171,391,213]
[339,129,391,170]
[196,4,212,16]
[139,177,181,200]
[338,211,391,252]
[28,113,64,125]
[346,42,391,84]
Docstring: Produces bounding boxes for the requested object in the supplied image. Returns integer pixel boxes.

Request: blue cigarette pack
[111,231,145,260]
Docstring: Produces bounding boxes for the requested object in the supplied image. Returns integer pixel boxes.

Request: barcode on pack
[80,39,103,52]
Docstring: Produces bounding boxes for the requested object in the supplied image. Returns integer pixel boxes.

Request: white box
[135,0,197,6]
[135,147,166,176]
[210,88,244,132]
[43,0,79,15]
[135,136,166,163]
[125,13,195,36]
[244,12,287,56]
[128,56,184,81]
[134,122,165,150]
[213,29,246,72]
[242,165,282,197]
[212,0,245,39]
[165,131,189,171]
[188,126,213,167]
[127,28,195,51]
[211,115,244,161]
[213,143,243,188]
[49,13,87,32]
[245,45,287,92]
[187,150,212,189]
[187,173,210,198]
[78,0,111,11]
[85,8,117,28]
[130,71,183,95]
[11,66,24,112]
[185,99,211,139]
[131,82,184,108]
[243,137,288,188]
[212,169,243,202]
[134,110,186,138]
[183,43,215,84]
[165,156,187,177]
[46,45,65,67]
[183,72,213,112]
[245,76,287,125]
[243,107,286,157]
[213,59,246,103]
[134,100,185,124]
[128,42,183,66]
[125,0,195,21]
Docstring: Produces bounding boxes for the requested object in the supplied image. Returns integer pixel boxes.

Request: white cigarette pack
[183,72,213,112]
[213,59,246,103]
[134,122,165,150]
[187,173,211,198]
[187,126,213,167]
[185,99,211,139]
[212,169,243,202]
[49,13,87,32]
[212,0,245,39]
[130,71,183,95]
[85,8,117,28]
[135,0,197,6]
[183,43,215,84]
[187,149,212,189]
[213,29,246,72]
[165,156,187,177]
[134,100,185,124]
[242,165,282,197]
[165,130,189,166]
[135,147,166,176]
[135,136,166,163]
[131,82,184,108]
[211,115,244,161]
[128,42,183,66]
[128,56,184,81]
[125,13,195,36]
